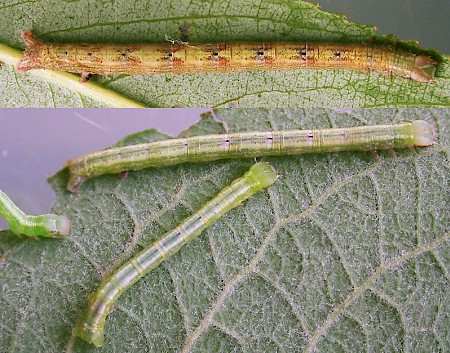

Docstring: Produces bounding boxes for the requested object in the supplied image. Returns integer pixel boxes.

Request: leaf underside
[1,108,449,352]
[0,0,448,107]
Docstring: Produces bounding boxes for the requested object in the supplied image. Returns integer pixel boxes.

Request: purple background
[0,109,208,229]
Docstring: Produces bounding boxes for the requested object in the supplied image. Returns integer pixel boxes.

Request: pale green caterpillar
[66,120,435,192]
[0,189,70,237]
[72,162,277,347]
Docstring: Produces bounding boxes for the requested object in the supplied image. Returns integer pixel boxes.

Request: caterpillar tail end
[67,174,88,193]
[72,321,105,347]
[410,56,437,83]
[412,120,436,147]
[16,31,42,73]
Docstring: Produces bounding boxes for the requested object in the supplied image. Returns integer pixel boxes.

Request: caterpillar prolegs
[16,31,437,83]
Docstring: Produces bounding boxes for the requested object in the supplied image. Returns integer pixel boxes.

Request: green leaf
[1,109,449,352]
[0,0,448,107]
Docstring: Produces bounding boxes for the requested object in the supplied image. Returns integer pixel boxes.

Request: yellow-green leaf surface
[1,109,449,352]
[0,0,448,107]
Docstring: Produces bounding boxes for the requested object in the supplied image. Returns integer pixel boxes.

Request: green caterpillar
[0,189,70,237]
[66,120,435,192]
[72,162,277,347]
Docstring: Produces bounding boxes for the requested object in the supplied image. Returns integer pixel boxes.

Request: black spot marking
[300,48,307,60]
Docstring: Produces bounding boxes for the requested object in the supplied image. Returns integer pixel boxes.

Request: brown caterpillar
[16,31,437,82]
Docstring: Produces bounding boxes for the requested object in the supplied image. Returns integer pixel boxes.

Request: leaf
[0,0,448,107]
[1,109,449,352]
[0,42,146,107]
